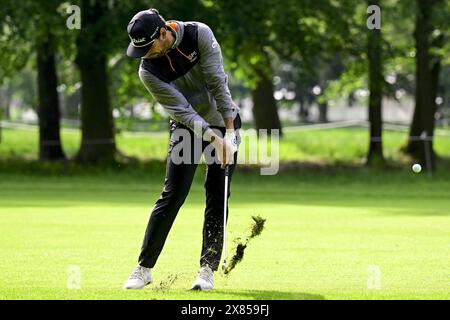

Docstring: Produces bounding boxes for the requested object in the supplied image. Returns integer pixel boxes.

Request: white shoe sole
[123,281,152,290]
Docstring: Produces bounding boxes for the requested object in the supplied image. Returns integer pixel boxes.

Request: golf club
[222,165,229,272]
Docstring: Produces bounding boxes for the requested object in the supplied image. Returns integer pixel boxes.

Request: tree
[0,84,12,120]
[367,1,384,165]
[404,0,442,168]
[271,0,357,125]
[75,0,116,163]
[251,55,282,135]
[199,0,283,135]
[35,1,66,161]
[1,0,66,161]
[74,0,172,163]
[37,35,65,160]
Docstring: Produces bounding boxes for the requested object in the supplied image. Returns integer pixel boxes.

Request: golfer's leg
[200,152,238,271]
[138,126,200,268]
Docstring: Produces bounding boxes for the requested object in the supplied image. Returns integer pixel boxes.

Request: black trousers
[138,116,241,271]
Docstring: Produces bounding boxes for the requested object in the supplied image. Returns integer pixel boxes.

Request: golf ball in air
[412,163,422,173]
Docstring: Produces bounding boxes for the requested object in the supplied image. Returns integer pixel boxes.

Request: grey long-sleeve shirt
[138,21,239,138]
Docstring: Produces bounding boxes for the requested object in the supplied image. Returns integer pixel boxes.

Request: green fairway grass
[1,169,449,300]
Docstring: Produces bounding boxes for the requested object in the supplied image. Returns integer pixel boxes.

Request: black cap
[127,9,166,58]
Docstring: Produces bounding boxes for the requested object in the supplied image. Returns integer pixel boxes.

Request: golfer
[123,9,240,290]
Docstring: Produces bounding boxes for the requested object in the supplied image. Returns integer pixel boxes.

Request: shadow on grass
[2,157,450,214]
[3,154,449,181]
[187,289,325,300]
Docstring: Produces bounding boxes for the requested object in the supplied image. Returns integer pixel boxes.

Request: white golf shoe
[123,265,152,289]
[191,265,214,290]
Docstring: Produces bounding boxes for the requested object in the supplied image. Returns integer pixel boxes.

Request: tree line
[0,0,449,168]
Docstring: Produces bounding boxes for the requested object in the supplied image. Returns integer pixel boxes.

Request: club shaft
[223,167,229,267]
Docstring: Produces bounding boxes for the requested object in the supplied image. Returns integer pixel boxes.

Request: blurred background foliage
[0,0,449,168]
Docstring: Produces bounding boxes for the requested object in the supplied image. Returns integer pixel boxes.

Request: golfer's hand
[224,131,238,154]
[212,136,235,169]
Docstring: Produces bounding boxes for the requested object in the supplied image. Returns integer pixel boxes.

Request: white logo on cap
[133,37,147,44]
[129,34,156,48]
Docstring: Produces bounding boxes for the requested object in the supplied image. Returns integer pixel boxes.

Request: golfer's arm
[139,69,212,139]
[224,117,234,131]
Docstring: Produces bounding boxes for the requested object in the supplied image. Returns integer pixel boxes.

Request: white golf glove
[210,131,237,168]
[224,131,238,154]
